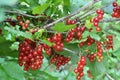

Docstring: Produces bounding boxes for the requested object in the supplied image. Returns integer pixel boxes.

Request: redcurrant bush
[0,0,119,80]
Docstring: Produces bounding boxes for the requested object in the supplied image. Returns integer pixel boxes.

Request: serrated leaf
[90,33,101,41]
[33,29,45,39]
[32,3,50,14]
[51,22,75,32]
[4,26,33,40]
[1,62,25,80]
[85,20,92,29]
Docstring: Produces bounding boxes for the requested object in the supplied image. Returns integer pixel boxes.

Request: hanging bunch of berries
[18,39,44,71]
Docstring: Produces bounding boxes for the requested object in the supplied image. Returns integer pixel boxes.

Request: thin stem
[80,10,95,20]
[3,20,18,22]
[43,0,101,29]
[100,18,120,22]
[78,1,113,21]
[105,73,114,80]
[5,10,46,19]
[63,48,77,55]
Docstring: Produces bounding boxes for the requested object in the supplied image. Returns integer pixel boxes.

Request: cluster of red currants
[90,9,104,32]
[17,16,30,29]
[66,26,86,42]
[43,44,52,56]
[18,39,44,71]
[74,56,86,80]
[79,36,95,47]
[112,2,120,18]
[47,33,64,51]
[6,16,30,29]
[6,18,16,26]
[105,35,113,50]
[96,42,103,62]
[66,19,76,25]
[50,54,70,70]
[87,54,96,62]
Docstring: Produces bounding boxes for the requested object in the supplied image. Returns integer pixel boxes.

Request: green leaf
[0,66,10,80]
[63,0,71,6]
[82,31,90,38]
[4,26,33,40]
[10,42,19,50]
[0,58,5,64]
[0,9,5,22]
[87,60,107,77]
[41,39,53,46]
[1,62,25,80]
[28,70,58,80]
[3,31,16,41]
[90,33,101,41]
[85,20,92,29]
[32,2,51,14]
[25,0,38,6]
[0,39,18,57]
[39,0,47,4]
[51,22,75,32]
[33,29,45,39]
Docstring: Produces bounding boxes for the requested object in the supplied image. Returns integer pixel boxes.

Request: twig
[72,7,94,20]
[78,1,113,21]
[3,20,18,22]
[63,48,77,55]
[80,10,95,20]
[100,18,120,22]
[5,11,45,19]
[105,73,114,80]
[43,0,101,29]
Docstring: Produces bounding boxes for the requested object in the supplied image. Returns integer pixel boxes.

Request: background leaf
[32,3,51,14]
[1,62,25,80]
